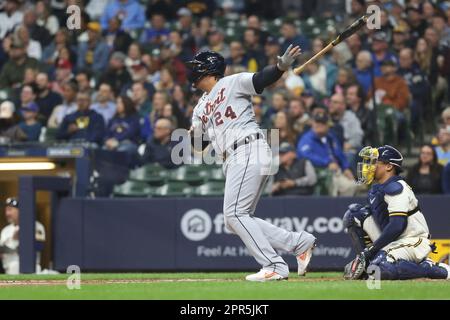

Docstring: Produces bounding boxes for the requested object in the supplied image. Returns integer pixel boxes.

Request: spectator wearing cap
[0,0,23,39]
[370,31,398,77]
[272,142,317,196]
[297,112,356,196]
[47,81,78,129]
[369,59,410,112]
[35,72,63,123]
[57,91,105,145]
[280,20,310,53]
[435,125,450,166]
[353,50,373,94]
[392,23,412,55]
[0,197,46,274]
[139,13,170,46]
[91,83,117,126]
[398,48,430,138]
[103,15,133,54]
[77,22,110,73]
[200,28,230,60]
[18,102,42,141]
[98,51,133,97]
[0,38,40,89]
[100,0,145,32]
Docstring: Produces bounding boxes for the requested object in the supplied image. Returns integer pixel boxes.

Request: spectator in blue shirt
[139,13,170,46]
[57,92,105,145]
[91,83,117,126]
[354,50,373,94]
[370,31,398,77]
[297,111,356,196]
[77,22,110,74]
[100,0,145,32]
[104,95,140,154]
[18,102,42,141]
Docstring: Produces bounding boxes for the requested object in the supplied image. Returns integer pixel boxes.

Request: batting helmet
[186,51,226,85]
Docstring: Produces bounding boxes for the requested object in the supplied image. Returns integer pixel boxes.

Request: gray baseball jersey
[191,72,316,276]
[191,73,262,155]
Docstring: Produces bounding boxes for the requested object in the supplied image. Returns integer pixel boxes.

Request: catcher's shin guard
[371,252,449,280]
[343,204,372,253]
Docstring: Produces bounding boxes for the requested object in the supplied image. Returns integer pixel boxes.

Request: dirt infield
[0,277,345,287]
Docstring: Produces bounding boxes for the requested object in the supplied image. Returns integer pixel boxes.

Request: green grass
[0,272,449,300]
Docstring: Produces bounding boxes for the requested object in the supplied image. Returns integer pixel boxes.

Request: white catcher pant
[363,216,431,263]
[222,139,316,277]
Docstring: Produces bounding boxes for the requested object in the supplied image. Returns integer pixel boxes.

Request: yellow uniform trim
[389,212,408,217]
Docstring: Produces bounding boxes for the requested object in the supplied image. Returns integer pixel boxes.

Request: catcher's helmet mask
[186,51,226,86]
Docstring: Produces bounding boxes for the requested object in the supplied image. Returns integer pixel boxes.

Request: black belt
[408,206,420,216]
[222,133,262,161]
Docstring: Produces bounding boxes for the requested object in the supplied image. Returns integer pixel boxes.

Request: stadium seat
[207,167,226,182]
[314,168,333,196]
[113,180,152,198]
[168,165,207,186]
[375,104,397,146]
[154,182,194,197]
[129,163,169,186]
[40,127,59,143]
[193,181,225,197]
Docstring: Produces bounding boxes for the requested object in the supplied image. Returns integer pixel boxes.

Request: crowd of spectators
[0,0,449,196]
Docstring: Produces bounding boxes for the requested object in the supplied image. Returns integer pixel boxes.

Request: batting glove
[277,44,302,71]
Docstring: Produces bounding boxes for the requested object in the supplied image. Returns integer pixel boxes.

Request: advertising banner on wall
[54,196,450,271]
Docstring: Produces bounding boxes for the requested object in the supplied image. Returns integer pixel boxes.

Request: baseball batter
[186,45,316,282]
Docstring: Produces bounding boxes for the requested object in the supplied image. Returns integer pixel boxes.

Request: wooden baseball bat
[293,14,369,75]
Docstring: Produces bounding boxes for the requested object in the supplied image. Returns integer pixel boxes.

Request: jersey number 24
[214,106,237,126]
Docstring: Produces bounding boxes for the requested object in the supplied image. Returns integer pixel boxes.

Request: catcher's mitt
[343,252,368,280]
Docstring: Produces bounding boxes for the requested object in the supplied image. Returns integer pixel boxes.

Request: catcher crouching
[343,145,450,280]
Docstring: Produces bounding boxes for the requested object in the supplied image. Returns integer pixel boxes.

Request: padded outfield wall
[53,196,450,271]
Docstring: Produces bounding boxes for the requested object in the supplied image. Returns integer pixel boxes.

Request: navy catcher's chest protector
[368,176,404,229]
